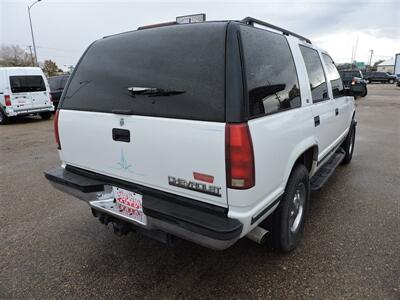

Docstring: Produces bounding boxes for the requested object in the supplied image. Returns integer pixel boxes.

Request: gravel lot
[0,84,399,299]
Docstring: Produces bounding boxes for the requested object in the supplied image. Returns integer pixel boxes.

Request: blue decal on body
[113,150,145,177]
[116,149,133,172]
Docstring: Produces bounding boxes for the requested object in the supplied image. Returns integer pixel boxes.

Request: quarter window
[241,26,301,118]
[300,46,329,103]
[322,54,345,98]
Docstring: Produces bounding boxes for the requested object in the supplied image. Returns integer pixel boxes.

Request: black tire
[0,109,9,125]
[361,86,368,97]
[341,123,356,165]
[388,79,394,84]
[270,164,310,253]
[40,112,52,120]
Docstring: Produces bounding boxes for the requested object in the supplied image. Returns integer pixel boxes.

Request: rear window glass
[49,76,69,91]
[49,77,61,91]
[10,75,46,93]
[340,71,363,79]
[61,23,227,122]
[240,26,301,118]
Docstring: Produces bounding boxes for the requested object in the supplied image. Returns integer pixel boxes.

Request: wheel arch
[282,138,319,189]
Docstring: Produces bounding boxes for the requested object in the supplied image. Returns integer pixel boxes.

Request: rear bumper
[6,106,54,116]
[44,166,243,250]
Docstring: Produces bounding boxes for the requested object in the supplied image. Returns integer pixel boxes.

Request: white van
[0,67,54,124]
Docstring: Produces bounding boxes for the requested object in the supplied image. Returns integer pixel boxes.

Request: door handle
[314,116,320,127]
[335,108,339,116]
[112,128,130,142]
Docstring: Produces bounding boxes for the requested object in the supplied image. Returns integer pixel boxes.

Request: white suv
[0,67,54,124]
[45,17,358,252]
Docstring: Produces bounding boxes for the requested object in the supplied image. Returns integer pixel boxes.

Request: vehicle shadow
[5,115,52,125]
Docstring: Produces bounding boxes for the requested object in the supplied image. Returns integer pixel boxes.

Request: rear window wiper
[127,87,186,97]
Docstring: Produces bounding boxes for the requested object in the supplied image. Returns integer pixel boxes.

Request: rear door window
[300,46,329,103]
[61,23,227,122]
[10,76,46,93]
[240,25,301,118]
[322,54,345,98]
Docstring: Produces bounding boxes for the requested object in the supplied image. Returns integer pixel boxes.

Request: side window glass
[322,53,345,98]
[49,77,60,91]
[300,46,329,103]
[61,76,69,89]
[240,26,301,118]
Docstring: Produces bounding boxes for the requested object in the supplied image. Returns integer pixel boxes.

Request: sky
[1,0,399,68]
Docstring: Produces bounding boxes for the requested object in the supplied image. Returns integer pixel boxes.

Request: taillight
[225,123,255,189]
[5,95,11,106]
[54,110,61,149]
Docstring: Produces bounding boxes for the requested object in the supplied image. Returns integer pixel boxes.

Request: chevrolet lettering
[168,176,222,197]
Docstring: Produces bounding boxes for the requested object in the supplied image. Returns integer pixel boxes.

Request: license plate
[113,187,147,225]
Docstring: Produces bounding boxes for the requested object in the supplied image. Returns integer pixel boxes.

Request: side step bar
[310,148,345,191]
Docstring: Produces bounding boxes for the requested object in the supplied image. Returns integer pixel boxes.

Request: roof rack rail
[241,17,311,44]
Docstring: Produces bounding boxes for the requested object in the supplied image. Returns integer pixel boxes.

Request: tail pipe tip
[246,226,269,244]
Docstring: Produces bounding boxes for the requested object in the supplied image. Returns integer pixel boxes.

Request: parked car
[0,67,54,124]
[45,17,358,252]
[364,71,397,84]
[48,74,69,109]
[339,70,367,97]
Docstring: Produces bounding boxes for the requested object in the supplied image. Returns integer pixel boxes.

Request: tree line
[0,44,69,77]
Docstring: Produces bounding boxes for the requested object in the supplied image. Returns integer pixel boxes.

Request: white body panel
[59,110,228,207]
[0,67,53,116]
[228,37,355,237]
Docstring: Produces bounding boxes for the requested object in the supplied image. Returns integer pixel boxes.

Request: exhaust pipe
[246,226,269,244]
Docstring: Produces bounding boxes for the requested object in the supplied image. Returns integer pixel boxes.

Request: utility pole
[28,0,42,66]
[28,45,34,66]
[369,49,374,71]
[353,36,359,62]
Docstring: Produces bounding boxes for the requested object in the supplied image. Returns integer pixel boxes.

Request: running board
[310,148,345,191]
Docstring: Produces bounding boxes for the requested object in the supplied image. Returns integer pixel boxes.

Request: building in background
[376,58,395,73]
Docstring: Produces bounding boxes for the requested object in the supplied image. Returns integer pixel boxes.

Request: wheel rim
[289,182,306,233]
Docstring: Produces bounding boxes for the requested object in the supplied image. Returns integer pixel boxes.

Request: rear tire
[361,86,368,97]
[270,164,310,253]
[40,112,52,120]
[341,123,356,165]
[0,109,9,125]
[388,79,394,84]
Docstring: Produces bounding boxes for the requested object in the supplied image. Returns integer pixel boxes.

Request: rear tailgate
[59,111,227,206]
[58,22,229,207]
